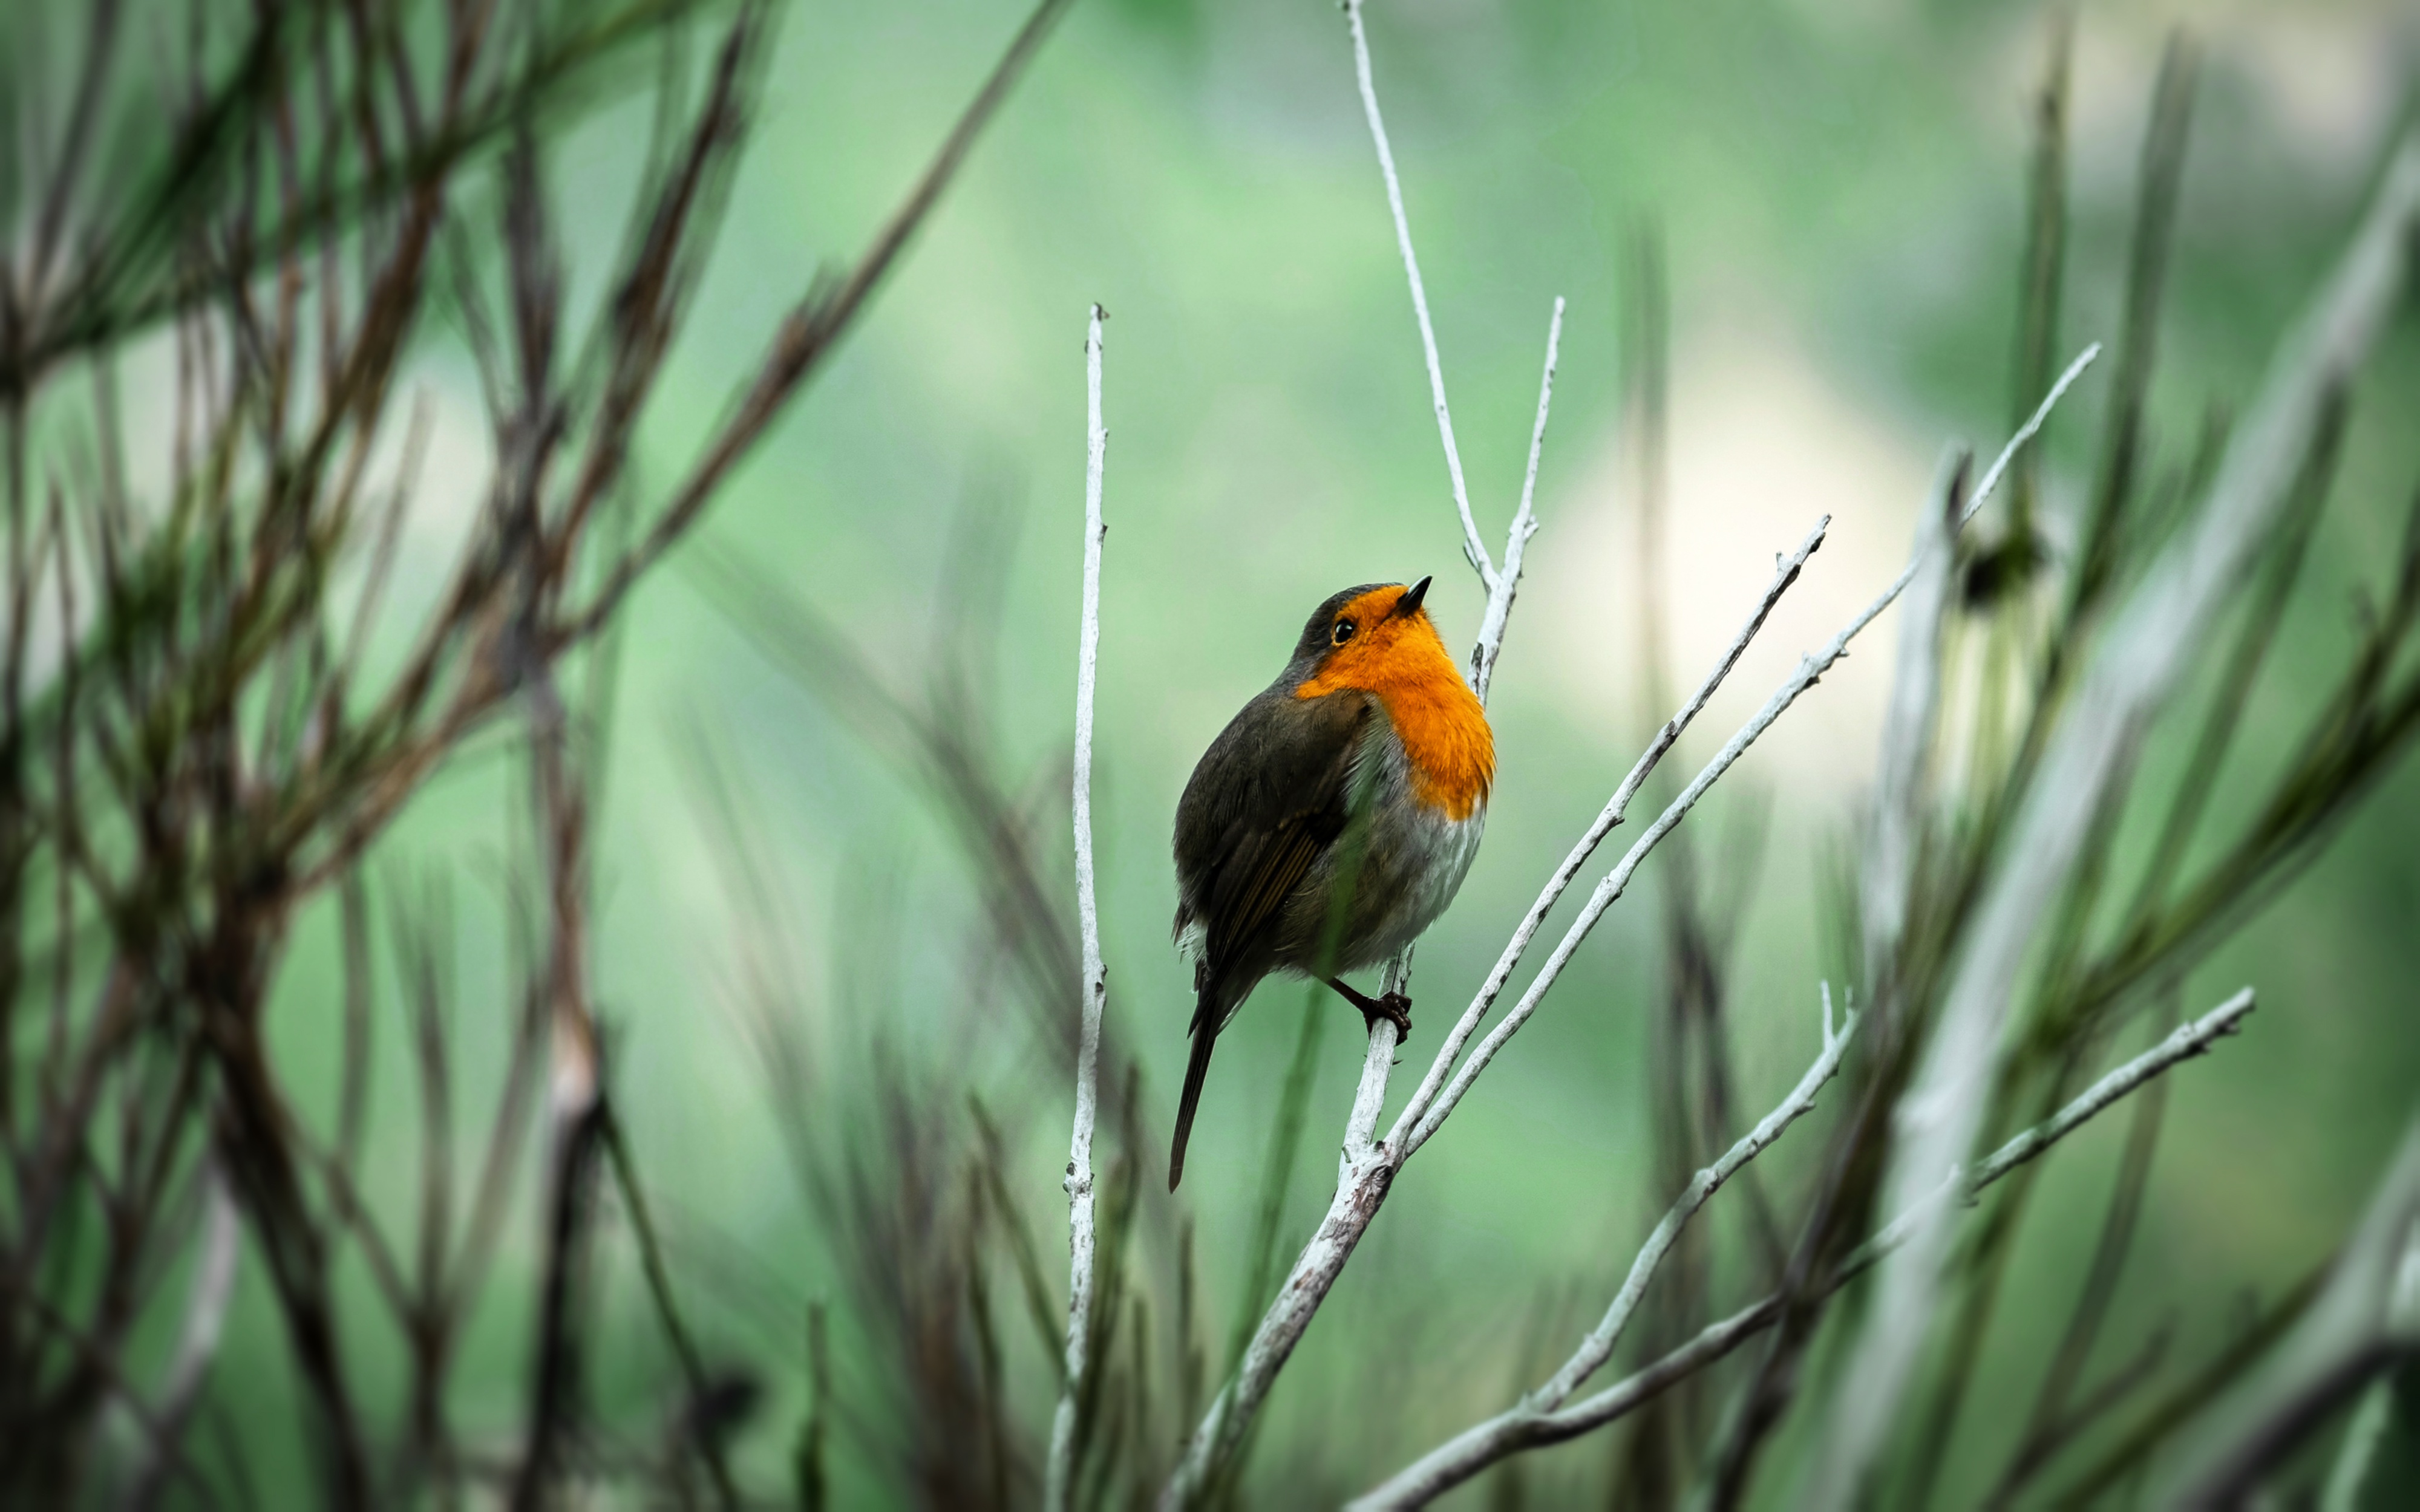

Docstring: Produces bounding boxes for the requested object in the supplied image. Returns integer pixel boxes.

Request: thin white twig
[1857,988,2257,1260]
[1395,342,2098,1159]
[1471,297,1564,703]
[1540,988,1856,1409]
[1346,0,1492,587]
[1810,134,2420,1512]
[1045,303,1111,1512]
[1355,990,2252,1509]
[1960,345,2098,530]
[1393,517,1830,1148]
[1347,991,1859,1511]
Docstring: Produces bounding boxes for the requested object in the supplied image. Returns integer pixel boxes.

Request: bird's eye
[1332,619,1356,647]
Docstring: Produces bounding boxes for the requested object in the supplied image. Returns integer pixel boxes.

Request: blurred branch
[2047,1266,2326,1505]
[1619,221,1779,1501]
[1984,997,2180,1509]
[511,672,610,1511]
[1808,133,2420,1511]
[2149,1114,2420,1508]
[116,1158,240,1512]
[1046,302,1110,1512]
[2001,11,2070,552]
[5,0,723,394]
[599,1109,740,1508]
[561,0,1074,645]
[1863,452,1968,1009]
[698,531,1142,1131]
[2070,34,2200,623]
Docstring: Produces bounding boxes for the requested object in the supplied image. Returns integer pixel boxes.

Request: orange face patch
[1294,585,1494,821]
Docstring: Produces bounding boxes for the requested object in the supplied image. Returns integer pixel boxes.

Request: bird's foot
[1325,977,1413,1041]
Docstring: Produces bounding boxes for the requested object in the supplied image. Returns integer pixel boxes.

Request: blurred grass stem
[1806,132,2420,1512]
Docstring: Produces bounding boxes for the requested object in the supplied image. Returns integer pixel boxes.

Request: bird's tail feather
[1169,996,1220,1190]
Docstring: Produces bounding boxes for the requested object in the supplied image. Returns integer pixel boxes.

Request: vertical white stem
[1045,302,1111,1512]
[1471,296,1564,704]
[1345,0,1493,587]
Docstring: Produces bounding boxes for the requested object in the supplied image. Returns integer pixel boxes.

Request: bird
[1167,576,1493,1189]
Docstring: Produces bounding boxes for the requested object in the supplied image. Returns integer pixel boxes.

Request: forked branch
[1359,990,2254,1509]
[1350,988,1862,1510]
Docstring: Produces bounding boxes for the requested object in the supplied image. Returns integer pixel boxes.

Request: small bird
[1168,577,1494,1188]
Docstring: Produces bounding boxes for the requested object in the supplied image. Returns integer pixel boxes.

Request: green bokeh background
[175,0,2420,1502]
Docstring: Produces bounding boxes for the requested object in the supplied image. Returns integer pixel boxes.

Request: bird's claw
[1324,977,1413,1042]
[1360,991,1413,1043]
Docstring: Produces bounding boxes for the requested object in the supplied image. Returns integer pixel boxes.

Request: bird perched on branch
[1168,578,1493,1188]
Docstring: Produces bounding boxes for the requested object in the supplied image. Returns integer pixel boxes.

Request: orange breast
[1293,587,1494,821]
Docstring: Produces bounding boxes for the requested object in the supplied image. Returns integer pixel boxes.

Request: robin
[1168,576,1494,1188]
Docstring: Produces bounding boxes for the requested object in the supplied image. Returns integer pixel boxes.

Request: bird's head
[1289,576,1452,692]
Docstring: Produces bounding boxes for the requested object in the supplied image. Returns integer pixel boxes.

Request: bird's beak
[1393,576,1432,619]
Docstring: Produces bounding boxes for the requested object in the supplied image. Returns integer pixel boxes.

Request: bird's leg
[1323,977,1412,1041]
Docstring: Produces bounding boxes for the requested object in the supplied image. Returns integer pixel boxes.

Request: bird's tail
[1169,992,1220,1191]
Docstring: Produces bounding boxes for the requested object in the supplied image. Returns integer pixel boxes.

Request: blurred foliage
[5,0,2420,1507]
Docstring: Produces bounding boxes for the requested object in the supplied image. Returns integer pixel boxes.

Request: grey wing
[1172,688,1373,1033]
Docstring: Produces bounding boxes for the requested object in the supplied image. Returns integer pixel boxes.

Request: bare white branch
[1345,0,1493,587]
[1540,988,1856,1407]
[1349,990,1860,1512]
[1045,302,1111,1512]
[1471,297,1565,703]
[1360,989,2252,1507]
[1958,344,2099,530]
[1855,988,2256,1262]
[1809,133,2420,1512]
